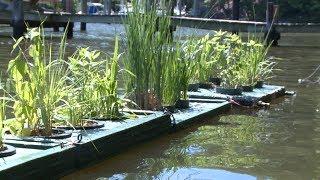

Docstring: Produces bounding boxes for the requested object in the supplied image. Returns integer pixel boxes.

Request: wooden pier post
[232,0,240,33]
[169,0,177,41]
[170,0,177,15]
[53,26,59,32]
[266,2,274,31]
[104,0,112,15]
[232,0,240,20]
[177,0,182,16]
[80,0,88,31]
[64,0,74,39]
[12,0,26,39]
[145,0,152,11]
[265,1,280,46]
[192,0,203,17]
[53,1,59,32]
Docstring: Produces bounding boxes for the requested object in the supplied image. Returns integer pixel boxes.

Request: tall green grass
[123,0,177,109]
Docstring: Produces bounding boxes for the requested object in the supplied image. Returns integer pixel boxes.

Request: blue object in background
[88,6,98,14]
[0,1,9,10]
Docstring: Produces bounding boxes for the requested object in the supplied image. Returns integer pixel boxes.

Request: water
[1,24,320,180]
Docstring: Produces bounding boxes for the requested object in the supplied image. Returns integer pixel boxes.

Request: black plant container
[0,144,16,158]
[37,128,72,139]
[255,81,264,88]
[209,77,222,86]
[188,83,199,92]
[216,87,242,95]
[198,83,213,89]
[175,99,190,109]
[53,120,105,130]
[241,85,254,92]
[162,105,175,113]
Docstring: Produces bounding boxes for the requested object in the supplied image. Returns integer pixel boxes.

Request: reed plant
[6,26,69,137]
[123,0,175,109]
[160,46,181,106]
[179,41,198,99]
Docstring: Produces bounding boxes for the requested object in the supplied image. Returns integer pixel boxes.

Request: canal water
[1,24,320,180]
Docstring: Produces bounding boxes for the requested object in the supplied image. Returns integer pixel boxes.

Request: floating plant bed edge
[0,113,172,179]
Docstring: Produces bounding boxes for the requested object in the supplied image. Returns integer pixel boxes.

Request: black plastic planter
[188,83,199,92]
[209,77,222,86]
[162,105,175,113]
[216,87,242,95]
[3,128,72,149]
[0,144,16,158]
[255,81,264,88]
[241,85,254,92]
[198,83,213,89]
[175,99,190,109]
[53,120,105,130]
[5,128,72,140]
[39,129,72,139]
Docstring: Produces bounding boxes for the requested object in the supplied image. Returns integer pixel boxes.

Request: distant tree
[277,0,320,22]
[179,0,320,22]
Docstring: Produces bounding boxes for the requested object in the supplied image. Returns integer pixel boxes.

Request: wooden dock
[1,11,320,34]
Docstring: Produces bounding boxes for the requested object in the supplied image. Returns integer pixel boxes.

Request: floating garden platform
[0,101,233,179]
[173,101,231,129]
[188,85,286,106]
[0,113,171,179]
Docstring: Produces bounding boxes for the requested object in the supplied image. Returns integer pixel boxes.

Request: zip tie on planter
[227,97,251,108]
[164,109,176,128]
[60,133,83,149]
[228,97,270,108]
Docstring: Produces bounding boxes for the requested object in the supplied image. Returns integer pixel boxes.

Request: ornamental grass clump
[243,39,275,84]
[123,0,176,109]
[160,46,181,106]
[178,41,198,99]
[6,26,69,137]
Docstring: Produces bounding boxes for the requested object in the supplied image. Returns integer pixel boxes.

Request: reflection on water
[1,23,320,180]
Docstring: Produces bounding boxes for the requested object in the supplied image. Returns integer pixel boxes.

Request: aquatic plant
[161,46,181,106]
[217,33,244,88]
[6,26,69,137]
[235,38,275,87]
[184,32,229,85]
[177,36,210,85]
[67,37,122,121]
[178,41,198,99]
[123,0,176,109]
[215,32,276,88]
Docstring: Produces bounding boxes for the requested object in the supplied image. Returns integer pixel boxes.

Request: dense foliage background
[184,0,320,22]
